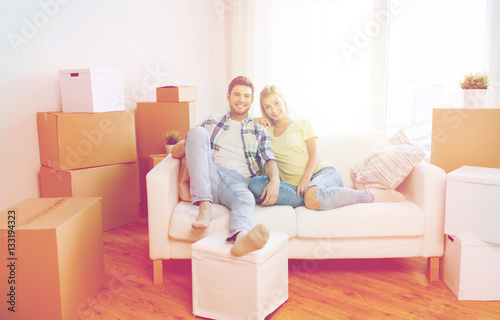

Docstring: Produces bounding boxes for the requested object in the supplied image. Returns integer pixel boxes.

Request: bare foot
[304,186,321,210]
[230,224,270,257]
[369,189,405,202]
[192,201,213,229]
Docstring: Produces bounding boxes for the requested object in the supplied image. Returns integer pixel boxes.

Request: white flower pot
[165,144,175,154]
[463,89,487,108]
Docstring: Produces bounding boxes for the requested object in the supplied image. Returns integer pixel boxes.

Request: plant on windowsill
[163,130,181,155]
[459,72,489,108]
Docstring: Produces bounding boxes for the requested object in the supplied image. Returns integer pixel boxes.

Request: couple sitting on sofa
[171,76,404,257]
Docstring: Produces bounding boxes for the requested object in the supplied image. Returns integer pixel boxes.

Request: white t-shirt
[214,118,252,178]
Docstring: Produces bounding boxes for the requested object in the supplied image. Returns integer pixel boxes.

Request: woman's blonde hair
[259,85,288,125]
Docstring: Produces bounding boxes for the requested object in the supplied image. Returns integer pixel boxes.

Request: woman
[249,85,404,210]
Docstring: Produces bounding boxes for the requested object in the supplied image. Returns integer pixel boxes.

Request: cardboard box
[136,102,195,157]
[39,163,139,231]
[149,154,168,168]
[37,111,137,170]
[445,166,500,244]
[59,69,125,113]
[431,108,500,173]
[0,197,104,320]
[156,85,197,102]
[441,234,500,300]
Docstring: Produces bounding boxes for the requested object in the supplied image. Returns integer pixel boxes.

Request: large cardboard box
[441,234,500,300]
[136,102,195,157]
[0,197,104,320]
[59,69,125,113]
[156,85,197,102]
[445,166,500,243]
[431,108,500,173]
[39,163,139,231]
[37,111,137,170]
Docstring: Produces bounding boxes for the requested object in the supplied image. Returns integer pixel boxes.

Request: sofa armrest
[397,161,446,257]
[147,155,180,260]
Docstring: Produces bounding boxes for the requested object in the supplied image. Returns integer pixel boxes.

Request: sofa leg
[153,259,164,285]
[426,257,440,281]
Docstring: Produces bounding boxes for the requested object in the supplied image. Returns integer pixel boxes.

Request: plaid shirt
[198,112,276,177]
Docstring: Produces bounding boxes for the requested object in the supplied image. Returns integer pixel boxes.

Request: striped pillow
[350,130,425,190]
[178,157,191,202]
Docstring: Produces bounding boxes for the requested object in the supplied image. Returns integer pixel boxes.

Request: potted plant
[459,72,489,108]
[163,130,181,154]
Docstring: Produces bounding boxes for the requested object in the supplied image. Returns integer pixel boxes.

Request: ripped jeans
[248,166,374,210]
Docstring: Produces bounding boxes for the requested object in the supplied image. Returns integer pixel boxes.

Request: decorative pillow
[178,157,191,202]
[350,130,426,190]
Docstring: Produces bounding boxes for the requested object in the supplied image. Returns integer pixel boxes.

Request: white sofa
[147,133,447,285]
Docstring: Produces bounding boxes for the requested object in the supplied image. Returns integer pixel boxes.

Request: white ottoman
[192,228,289,320]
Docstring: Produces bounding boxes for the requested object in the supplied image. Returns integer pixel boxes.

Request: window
[386,0,487,152]
[251,0,491,147]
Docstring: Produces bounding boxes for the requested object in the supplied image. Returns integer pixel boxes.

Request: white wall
[0,0,228,210]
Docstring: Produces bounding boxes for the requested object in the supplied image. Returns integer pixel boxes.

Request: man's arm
[260,159,280,206]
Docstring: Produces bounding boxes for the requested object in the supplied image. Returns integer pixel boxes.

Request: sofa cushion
[295,201,424,238]
[318,133,389,189]
[169,202,296,242]
[254,205,297,238]
[169,202,230,241]
[350,130,426,190]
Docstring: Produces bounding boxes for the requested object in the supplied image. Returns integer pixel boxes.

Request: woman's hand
[260,178,280,206]
[253,117,271,127]
[297,176,312,197]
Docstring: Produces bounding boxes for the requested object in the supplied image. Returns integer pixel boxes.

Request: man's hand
[260,160,280,206]
[253,117,271,127]
[260,177,280,206]
[171,140,186,159]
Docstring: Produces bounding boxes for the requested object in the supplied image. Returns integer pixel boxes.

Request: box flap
[447,166,500,186]
[0,197,101,230]
[0,198,63,229]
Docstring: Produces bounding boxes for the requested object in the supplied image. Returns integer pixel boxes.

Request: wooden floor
[81,217,500,320]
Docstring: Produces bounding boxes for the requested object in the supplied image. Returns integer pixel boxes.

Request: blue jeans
[249,167,374,210]
[185,127,255,240]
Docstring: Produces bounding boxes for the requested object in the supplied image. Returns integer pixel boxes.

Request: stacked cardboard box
[136,86,197,209]
[37,69,139,231]
[431,108,500,173]
[440,166,500,300]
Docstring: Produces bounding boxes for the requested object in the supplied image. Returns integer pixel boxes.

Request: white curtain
[485,0,500,107]
[224,0,256,91]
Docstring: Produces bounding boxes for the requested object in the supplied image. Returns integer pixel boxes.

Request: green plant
[459,72,489,90]
[163,130,181,145]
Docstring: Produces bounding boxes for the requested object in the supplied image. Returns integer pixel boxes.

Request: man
[171,76,280,256]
